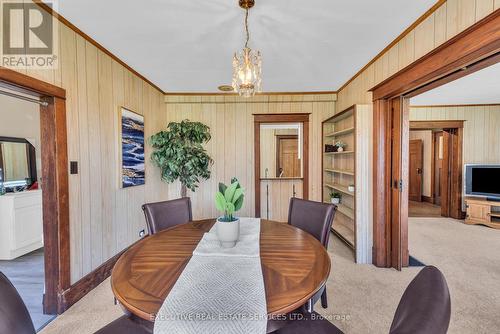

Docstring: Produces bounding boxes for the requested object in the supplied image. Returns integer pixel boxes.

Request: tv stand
[465,197,500,229]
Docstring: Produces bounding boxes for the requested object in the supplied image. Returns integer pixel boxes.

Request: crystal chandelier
[232,0,262,98]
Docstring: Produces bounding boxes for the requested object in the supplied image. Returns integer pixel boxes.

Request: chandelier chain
[244,8,249,48]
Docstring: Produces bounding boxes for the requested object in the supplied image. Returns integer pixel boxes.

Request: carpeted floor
[40,217,500,334]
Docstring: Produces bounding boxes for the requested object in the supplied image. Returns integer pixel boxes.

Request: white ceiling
[411,62,500,106]
[52,0,436,93]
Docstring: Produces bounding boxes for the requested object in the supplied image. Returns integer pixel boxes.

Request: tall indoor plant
[149,120,213,197]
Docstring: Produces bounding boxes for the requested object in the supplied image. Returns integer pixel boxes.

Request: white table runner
[154,218,267,334]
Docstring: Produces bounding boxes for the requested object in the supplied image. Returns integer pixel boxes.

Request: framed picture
[119,107,145,188]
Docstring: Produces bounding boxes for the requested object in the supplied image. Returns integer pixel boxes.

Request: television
[464,164,500,201]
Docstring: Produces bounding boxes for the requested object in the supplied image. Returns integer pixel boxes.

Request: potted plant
[335,141,347,152]
[149,120,213,197]
[215,178,245,248]
[348,184,355,192]
[330,191,341,204]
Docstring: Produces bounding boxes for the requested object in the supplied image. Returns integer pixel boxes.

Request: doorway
[408,123,464,219]
[370,11,500,269]
[0,68,70,314]
[276,135,300,178]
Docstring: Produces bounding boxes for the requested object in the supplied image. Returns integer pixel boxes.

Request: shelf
[324,150,355,155]
[324,183,355,196]
[324,127,355,137]
[489,212,500,218]
[324,168,354,176]
[324,202,355,219]
[331,222,354,248]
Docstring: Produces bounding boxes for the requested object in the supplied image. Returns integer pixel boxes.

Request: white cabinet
[0,190,43,260]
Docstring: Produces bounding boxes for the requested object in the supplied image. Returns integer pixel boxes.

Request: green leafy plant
[335,140,347,149]
[330,191,341,199]
[149,120,213,197]
[215,178,245,222]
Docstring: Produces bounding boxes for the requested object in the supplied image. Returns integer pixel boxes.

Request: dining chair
[0,271,36,334]
[94,314,152,334]
[389,265,451,334]
[275,266,451,334]
[142,197,192,235]
[287,197,337,310]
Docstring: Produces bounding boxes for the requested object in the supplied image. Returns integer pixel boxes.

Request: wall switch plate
[70,161,78,174]
[139,229,146,238]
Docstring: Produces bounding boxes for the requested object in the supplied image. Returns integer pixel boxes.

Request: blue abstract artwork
[121,108,145,188]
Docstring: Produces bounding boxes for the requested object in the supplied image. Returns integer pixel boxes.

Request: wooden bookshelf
[322,106,356,252]
[322,104,373,263]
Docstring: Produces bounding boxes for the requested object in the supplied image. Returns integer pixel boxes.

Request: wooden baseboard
[58,248,127,312]
[422,196,434,204]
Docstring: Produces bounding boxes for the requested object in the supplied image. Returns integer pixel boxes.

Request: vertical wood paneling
[9,3,169,283]
[337,0,496,111]
[410,105,500,165]
[163,95,336,220]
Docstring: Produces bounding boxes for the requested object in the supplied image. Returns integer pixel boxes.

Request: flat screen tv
[464,164,500,201]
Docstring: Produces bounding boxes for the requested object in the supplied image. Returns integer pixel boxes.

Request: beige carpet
[40,218,500,334]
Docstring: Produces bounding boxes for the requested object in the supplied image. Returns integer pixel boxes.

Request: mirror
[260,123,302,178]
[0,137,37,188]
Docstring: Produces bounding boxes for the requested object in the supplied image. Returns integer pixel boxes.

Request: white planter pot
[216,218,240,248]
[337,147,344,152]
[331,198,340,204]
[348,185,355,192]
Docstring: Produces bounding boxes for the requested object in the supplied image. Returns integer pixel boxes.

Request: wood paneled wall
[164,95,336,220]
[410,105,500,165]
[7,4,168,283]
[336,0,500,110]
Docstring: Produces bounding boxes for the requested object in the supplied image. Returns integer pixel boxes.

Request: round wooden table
[111,219,331,321]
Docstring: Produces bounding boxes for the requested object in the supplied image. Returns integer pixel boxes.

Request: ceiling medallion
[232,0,262,98]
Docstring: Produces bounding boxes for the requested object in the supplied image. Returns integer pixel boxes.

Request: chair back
[287,198,336,247]
[142,198,192,235]
[389,266,451,334]
[0,272,36,334]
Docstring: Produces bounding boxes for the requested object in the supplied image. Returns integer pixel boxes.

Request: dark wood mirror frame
[0,136,38,186]
[253,113,310,217]
[369,11,500,270]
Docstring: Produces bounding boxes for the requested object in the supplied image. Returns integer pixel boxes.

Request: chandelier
[232,0,262,98]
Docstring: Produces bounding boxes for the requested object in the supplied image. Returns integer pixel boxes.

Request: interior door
[390,97,409,270]
[409,139,423,202]
[433,131,443,205]
[277,136,300,177]
[440,130,452,217]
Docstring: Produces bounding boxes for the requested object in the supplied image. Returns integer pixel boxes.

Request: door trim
[253,113,310,218]
[0,67,69,313]
[370,11,500,268]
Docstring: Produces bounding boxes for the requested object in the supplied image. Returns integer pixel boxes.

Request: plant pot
[331,198,340,204]
[348,185,355,192]
[337,147,344,152]
[216,218,240,248]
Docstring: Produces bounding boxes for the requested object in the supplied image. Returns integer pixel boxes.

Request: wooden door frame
[370,11,500,268]
[0,67,70,313]
[410,121,465,215]
[253,113,310,218]
[275,134,299,177]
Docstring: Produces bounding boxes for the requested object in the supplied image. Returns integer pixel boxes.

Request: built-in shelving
[322,105,357,255]
[324,168,355,176]
[324,127,355,137]
[324,150,355,155]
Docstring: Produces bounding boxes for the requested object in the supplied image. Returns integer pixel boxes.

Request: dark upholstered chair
[94,314,152,334]
[389,266,451,334]
[273,311,343,334]
[142,197,192,235]
[288,198,337,310]
[0,272,36,334]
[275,266,451,334]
